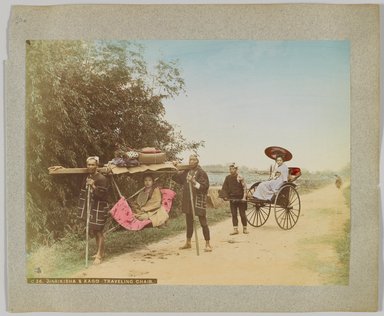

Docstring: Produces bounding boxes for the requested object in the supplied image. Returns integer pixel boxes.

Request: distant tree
[26,40,201,249]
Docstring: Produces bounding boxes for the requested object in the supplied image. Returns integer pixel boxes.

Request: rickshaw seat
[288,167,301,182]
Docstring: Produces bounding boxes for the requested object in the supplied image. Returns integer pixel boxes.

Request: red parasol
[264,146,293,162]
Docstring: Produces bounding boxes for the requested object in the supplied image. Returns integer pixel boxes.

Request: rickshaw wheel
[274,185,301,230]
[246,186,271,227]
[246,202,271,227]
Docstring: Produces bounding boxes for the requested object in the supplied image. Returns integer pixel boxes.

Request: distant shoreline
[203,167,269,175]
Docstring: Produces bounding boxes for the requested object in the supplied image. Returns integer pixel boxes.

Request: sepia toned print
[6,4,379,312]
[26,39,350,285]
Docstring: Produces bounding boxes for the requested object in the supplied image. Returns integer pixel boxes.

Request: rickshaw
[246,146,301,230]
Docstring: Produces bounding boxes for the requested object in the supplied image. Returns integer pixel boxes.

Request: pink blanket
[109,189,176,231]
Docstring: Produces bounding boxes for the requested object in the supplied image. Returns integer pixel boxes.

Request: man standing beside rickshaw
[220,163,248,235]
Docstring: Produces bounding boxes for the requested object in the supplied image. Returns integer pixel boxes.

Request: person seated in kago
[253,155,288,201]
[131,174,169,227]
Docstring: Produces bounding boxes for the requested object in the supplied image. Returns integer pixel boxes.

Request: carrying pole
[111,176,123,199]
[85,184,91,267]
[189,182,200,256]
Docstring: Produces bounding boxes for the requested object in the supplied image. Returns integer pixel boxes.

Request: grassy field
[335,185,351,283]
[297,184,350,285]
[328,184,350,284]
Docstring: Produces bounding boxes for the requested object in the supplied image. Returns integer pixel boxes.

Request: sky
[136,40,350,172]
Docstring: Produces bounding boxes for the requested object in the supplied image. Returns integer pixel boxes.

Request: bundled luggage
[110,147,166,167]
[138,147,166,164]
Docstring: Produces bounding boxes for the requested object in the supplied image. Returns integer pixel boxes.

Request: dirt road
[73,183,349,285]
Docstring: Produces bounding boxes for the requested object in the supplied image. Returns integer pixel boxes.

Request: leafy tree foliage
[26,40,200,249]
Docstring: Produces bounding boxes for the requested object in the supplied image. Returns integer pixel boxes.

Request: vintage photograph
[25,39,351,286]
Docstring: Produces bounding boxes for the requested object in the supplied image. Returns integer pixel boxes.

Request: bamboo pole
[189,181,199,256]
[111,176,123,198]
[104,176,123,235]
[85,184,91,267]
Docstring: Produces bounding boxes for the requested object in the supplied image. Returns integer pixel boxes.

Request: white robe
[253,164,289,200]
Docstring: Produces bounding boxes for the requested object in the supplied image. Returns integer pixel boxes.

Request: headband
[189,154,199,162]
[86,156,99,164]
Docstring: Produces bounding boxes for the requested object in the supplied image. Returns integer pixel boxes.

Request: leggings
[185,212,210,241]
[230,200,247,227]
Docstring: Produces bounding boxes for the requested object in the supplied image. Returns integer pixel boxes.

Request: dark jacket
[77,172,109,231]
[172,166,209,216]
[90,172,109,201]
[221,174,245,199]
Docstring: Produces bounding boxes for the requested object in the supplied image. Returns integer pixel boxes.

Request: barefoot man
[78,156,109,264]
[173,154,213,252]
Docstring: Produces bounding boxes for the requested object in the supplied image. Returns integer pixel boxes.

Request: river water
[207,172,266,187]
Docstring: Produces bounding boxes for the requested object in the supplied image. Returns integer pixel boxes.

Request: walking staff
[78,156,109,265]
[85,183,91,267]
[172,154,212,254]
[188,181,200,256]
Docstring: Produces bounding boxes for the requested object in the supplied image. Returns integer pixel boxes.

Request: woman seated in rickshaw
[131,174,169,227]
[253,156,289,201]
